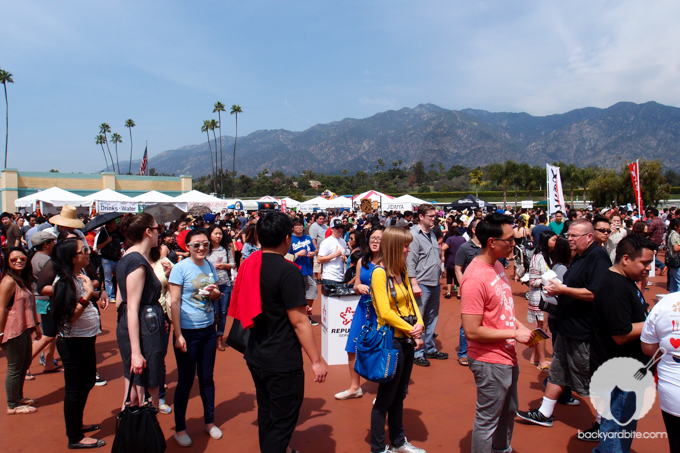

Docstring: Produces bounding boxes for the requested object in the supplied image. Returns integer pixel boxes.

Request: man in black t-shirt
[245,212,327,453]
[518,219,610,430]
[588,235,656,450]
[96,219,124,302]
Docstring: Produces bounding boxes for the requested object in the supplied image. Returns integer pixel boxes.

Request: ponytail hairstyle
[50,239,81,335]
[2,247,34,290]
[119,213,156,247]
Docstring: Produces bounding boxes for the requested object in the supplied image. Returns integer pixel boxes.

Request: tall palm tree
[0,69,14,168]
[230,104,242,197]
[201,120,217,193]
[99,123,115,173]
[209,119,220,193]
[111,133,122,174]
[95,134,109,171]
[213,102,226,194]
[125,119,135,174]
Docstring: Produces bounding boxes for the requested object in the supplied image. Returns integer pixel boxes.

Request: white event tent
[298,196,326,212]
[382,194,427,212]
[174,190,233,211]
[132,190,187,212]
[279,197,300,208]
[84,189,138,214]
[319,196,352,209]
[15,186,90,215]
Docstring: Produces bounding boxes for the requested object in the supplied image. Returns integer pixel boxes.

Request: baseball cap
[31,230,57,247]
[331,219,344,229]
[395,218,410,229]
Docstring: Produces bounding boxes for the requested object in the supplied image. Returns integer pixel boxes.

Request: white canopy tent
[319,197,352,209]
[174,190,232,211]
[132,190,176,203]
[15,186,91,215]
[84,189,137,214]
[279,197,300,208]
[382,194,427,212]
[82,189,133,202]
[298,196,326,212]
[257,195,280,203]
[352,190,394,211]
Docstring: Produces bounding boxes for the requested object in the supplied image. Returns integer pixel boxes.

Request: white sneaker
[174,432,192,447]
[334,388,363,400]
[205,425,223,440]
[392,439,426,453]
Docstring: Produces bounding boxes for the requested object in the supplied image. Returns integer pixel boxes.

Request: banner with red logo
[546,164,565,216]
[628,159,642,210]
[281,199,287,212]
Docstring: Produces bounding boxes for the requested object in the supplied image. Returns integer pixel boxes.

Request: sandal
[217,336,225,351]
[7,405,37,415]
[20,398,38,405]
[458,357,469,366]
[537,364,551,373]
[444,293,452,299]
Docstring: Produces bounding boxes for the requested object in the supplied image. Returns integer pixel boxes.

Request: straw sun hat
[49,205,85,229]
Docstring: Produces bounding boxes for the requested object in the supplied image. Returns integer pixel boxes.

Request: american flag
[138,145,148,175]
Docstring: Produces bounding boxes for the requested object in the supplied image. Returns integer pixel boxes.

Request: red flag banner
[628,160,642,210]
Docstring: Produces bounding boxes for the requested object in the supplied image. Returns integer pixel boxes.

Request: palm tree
[99,123,115,173]
[230,104,242,197]
[213,102,226,195]
[487,162,511,208]
[125,119,135,174]
[209,119,220,193]
[573,166,598,207]
[0,69,14,168]
[95,134,109,171]
[201,120,217,193]
[111,133,122,174]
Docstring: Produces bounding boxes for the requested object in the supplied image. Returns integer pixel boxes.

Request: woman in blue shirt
[168,229,222,447]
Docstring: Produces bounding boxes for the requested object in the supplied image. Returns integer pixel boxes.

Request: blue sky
[2,0,680,173]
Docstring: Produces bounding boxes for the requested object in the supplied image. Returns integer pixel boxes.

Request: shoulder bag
[353,267,399,383]
[111,371,166,453]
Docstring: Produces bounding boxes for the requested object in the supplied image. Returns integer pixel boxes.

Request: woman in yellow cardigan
[369,227,426,453]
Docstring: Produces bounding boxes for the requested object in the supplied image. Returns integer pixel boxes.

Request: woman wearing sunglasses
[115,213,165,417]
[0,247,40,415]
[51,239,105,449]
[168,228,222,447]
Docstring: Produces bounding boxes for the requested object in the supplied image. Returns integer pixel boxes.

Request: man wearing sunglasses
[592,216,611,248]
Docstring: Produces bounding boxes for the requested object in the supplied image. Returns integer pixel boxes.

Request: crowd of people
[0,200,679,452]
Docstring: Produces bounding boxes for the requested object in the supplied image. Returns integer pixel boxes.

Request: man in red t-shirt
[461,213,533,453]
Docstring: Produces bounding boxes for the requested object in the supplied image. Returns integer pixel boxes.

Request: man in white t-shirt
[317,219,348,284]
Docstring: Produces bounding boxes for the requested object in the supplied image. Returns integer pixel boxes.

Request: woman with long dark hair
[51,239,105,449]
[441,226,465,299]
[369,227,425,453]
[241,224,259,261]
[168,228,222,447]
[0,247,40,415]
[335,226,384,400]
[206,224,235,351]
[527,230,557,371]
[116,213,165,411]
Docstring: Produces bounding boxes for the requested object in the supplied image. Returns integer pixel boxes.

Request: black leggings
[445,267,458,286]
[662,410,680,453]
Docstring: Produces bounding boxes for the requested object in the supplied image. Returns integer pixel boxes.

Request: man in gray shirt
[308,212,328,282]
[408,203,448,367]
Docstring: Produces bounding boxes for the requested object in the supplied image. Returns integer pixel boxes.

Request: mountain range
[116,101,680,177]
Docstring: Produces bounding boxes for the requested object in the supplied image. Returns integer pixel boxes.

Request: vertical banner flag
[628,159,643,210]
[281,199,287,212]
[138,145,148,175]
[546,164,566,216]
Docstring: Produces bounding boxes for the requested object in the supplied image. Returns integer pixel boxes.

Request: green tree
[438,162,445,175]
[124,119,135,174]
[507,161,523,206]
[201,120,217,194]
[468,168,488,197]
[573,166,597,206]
[209,119,220,193]
[230,104,243,197]
[111,133,122,174]
[0,69,14,168]
[413,161,426,184]
[99,123,116,173]
[524,165,543,200]
[487,162,512,208]
[95,134,109,171]
[213,101,226,194]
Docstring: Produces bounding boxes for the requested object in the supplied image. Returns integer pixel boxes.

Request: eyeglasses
[369,237,382,243]
[594,228,610,234]
[566,233,589,240]
[76,247,91,255]
[424,215,436,219]
[492,237,515,244]
[188,241,210,249]
[9,257,27,263]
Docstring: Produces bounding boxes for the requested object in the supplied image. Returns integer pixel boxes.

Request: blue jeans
[459,325,468,358]
[655,257,666,271]
[215,285,232,336]
[593,387,638,453]
[101,258,118,299]
[414,283,441,358]
[669,266,680,293]
[173,324,217,431]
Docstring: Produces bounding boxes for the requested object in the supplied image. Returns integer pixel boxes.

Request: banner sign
[96,201,139,213]
[521,200,534,209]
[546,164,565,216]
[281,200,287,212]
[629,160,643,210]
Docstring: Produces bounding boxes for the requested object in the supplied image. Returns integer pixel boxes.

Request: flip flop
[537,365,551,373]
[7,405,37,415]
[81,424,100,433]
[458,357,469,366]
[20,398,38,405]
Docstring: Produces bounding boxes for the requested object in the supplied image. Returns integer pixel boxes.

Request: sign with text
[96,201,139,213]
[546,164,565,216]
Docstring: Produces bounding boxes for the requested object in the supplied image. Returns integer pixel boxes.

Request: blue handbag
[353,267,399,383]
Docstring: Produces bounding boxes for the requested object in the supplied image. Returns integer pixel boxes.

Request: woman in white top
[51,238,105,449]
[527,230,556,371]
[641,291,680,453]
[206,225,235,351]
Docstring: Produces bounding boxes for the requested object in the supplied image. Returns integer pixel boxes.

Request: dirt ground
[0,266,672,453]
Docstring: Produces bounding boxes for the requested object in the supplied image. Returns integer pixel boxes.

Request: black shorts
[41,308,57,338]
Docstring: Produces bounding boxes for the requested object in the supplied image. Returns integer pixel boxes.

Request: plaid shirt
[647,217,666,246]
